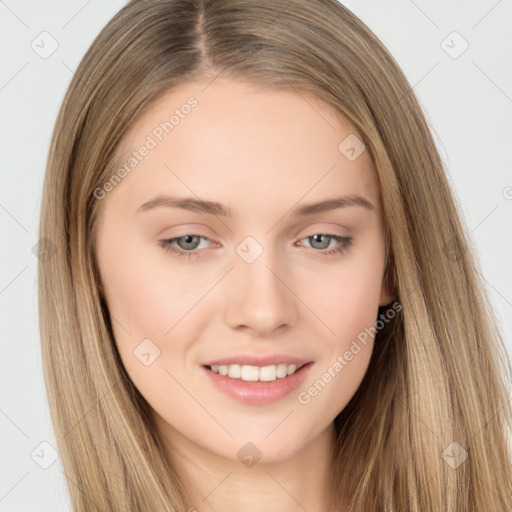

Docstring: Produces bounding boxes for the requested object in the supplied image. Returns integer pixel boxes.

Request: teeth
[209,363,301,382]
[276,364,287,378]
[228,364,241,379]
[241,365,259,381]
[259,365,276,382]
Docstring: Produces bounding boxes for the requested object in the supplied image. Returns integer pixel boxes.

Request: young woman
[37,0,512,510]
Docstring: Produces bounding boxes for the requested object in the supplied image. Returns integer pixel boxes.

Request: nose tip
[223,255,299,336]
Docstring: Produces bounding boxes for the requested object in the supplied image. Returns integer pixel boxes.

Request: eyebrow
[136,194,375,217]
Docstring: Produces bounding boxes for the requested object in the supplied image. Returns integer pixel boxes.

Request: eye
[158,234,215,259]
[296,234,352,257]
[158,232,352,259]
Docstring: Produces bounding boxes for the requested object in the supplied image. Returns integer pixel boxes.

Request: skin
[95,78,392,512]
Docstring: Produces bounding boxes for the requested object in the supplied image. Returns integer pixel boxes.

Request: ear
[378,275,394,307]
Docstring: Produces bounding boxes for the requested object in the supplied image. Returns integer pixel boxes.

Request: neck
[161,421,340,512]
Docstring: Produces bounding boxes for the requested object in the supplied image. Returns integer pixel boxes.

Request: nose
[223,245,299,337]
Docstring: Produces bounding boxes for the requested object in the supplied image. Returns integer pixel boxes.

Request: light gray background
[1,1,511,510]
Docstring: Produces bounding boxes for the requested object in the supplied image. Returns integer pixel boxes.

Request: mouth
[201,361,314,405]
[205,362,308,382]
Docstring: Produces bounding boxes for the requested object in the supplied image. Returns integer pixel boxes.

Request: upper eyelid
[165,224,349,240]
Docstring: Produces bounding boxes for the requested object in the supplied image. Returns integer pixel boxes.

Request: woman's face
[95,78,392,465]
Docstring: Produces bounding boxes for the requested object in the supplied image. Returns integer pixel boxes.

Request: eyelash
[158,233,353,259]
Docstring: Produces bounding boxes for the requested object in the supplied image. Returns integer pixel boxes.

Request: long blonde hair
[38,0,512,510]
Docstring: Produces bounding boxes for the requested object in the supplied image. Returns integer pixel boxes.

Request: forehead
[105,78,381,219]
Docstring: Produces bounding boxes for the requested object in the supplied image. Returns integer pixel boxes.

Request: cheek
[99,239,224,397]
[298,255,384,341]
[99,251,208,413]
[100,241,209,340]
[293,256,383,412]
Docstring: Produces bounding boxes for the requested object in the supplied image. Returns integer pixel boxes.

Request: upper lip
[202,354,312,367]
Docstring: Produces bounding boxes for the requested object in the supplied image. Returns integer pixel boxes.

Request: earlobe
[378,280,394,307]
[378,233,395,307]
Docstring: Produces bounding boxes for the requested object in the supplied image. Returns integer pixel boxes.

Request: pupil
[312,234,329,249]
[179,235,199,250]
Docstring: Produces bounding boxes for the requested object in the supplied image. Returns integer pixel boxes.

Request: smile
[202,362,314,405]
[208,363,302,382]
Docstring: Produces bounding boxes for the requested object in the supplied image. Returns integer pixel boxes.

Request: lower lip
[202,363,313,405]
